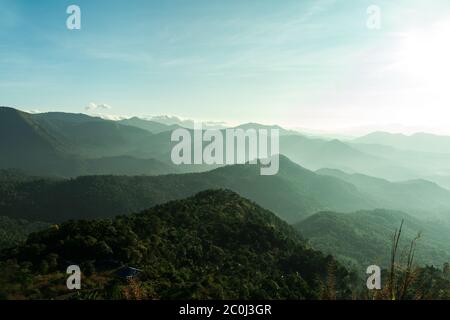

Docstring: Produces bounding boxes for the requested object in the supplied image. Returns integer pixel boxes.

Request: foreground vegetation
[1,189,449,300]
[0,216,49,251]
[0,190,354,300]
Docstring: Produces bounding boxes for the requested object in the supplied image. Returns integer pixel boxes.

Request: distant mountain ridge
[145,115,229,129]
[0,107,177,176]
[354,131,450,154]
[0,156,375,223]
[3,106,450,189]
[2,155,450,224]
[117,117,180,133]
[235,123,302,136]
[317,168,450,218]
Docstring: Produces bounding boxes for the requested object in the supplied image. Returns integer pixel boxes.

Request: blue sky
[2,0,450,133]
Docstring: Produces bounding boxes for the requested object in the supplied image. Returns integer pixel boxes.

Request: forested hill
[0,107,177,177]
[0,190,353,299]
[295,209,450,270]
[0,156,374,223]
[0,216,49,250]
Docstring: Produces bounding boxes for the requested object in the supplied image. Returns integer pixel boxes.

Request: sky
[2,0,450,134]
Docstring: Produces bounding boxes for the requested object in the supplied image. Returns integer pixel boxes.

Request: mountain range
[2,106,450,273]
[354,131,450,154]
[3,106,450,190]
[2,154,450,225]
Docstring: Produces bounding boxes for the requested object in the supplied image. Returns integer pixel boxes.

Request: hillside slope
[0,190,353,299]
[0,107,178,176]
[0,216,49,250]
[317,168,450,218]
[295,209,450,270]
[0,156,374,223]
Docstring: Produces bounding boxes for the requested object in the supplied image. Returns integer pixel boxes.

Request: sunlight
[399,18,450,84]
[389,17,450,129]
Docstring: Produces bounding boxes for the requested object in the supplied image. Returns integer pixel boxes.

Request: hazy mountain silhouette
[354,131,450,154]
[295,209,450,269]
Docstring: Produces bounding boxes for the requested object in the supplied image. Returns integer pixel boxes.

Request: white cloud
[26,109,42,114]
[85,102,112,111]
[95,114,130,121]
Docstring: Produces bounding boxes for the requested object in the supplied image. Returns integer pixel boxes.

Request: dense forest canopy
[0,190,354,300]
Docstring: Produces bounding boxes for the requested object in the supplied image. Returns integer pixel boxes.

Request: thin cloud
[85,102,112,111]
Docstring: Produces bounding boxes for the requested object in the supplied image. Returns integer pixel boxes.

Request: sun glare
[399,18,450,84]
